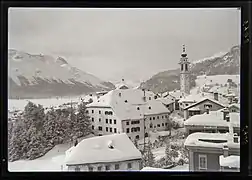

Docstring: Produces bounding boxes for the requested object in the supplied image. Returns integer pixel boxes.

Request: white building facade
[86,85,170,141]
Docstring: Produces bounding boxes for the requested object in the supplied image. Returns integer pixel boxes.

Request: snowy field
[8,96,83,111]
[8,135,94,172]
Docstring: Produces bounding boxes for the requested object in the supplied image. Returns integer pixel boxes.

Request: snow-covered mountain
[139,45,240,93]
[8,49,115,99]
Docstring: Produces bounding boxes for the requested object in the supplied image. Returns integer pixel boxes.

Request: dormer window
[149,106,151,110]
[137,107,140,110]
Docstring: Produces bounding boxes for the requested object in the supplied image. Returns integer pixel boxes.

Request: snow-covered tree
[142,140,155,167]
[76,101,92,137]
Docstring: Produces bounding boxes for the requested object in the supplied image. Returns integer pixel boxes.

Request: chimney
[214,92,218,101]
[223,144,229,157]
[233,133,239,143]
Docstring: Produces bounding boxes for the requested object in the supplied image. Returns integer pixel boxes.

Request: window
[98,134,102,136]
[126,128,130,133]
[136,135,139,140]
[162,123,164,126]
[153,117,155,120]
[126,121,129,125]
[110,119,112,124]
[157,116,159,119]
[98,126,102,131]
[157,124,160,127]
[149,97,151,100]
[125,100,128,103]
[105,165,110,170]
[162,116,164,119]
[185,104,188,106]
[99,118,101,122]
[131,128,134,132]
[106,119,108,123]
[137,107,140,110]
[114,128,117,133]
[92,118,94,122]
[150,124,153,128]
[165,123,168,126]
[86,110,89,113]
[149,106,151,110]
[181,64,183,71]
[97,166,102,171]
[150,117,152,120]
[115,164,120,170]
[127,163,132,169]
[185,64,188,71]
[106,127,108,132]
[88,166,93,171]
[92,125,94,130]
[199,154,207,170]
[119,93,122,97]
[99,110,101,114]
[75,166,80,171]
[165,115,168,118]
[92,110,94,113]
[114,120,116,124]
[110,128,112,132]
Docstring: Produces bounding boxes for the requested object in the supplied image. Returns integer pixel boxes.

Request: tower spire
[181,44,187,57]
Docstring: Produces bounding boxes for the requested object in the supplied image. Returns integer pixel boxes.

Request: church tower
[179,45,191,95]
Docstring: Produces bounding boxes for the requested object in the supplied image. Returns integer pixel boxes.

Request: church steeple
[179,44,191,95]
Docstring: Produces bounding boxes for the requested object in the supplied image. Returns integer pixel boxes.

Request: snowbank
[219,155,240,168]
[141,164,189,172]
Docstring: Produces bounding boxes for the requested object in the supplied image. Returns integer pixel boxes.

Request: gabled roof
[184,98,225,110]
[228,103,240,109]
[87,88,169,120]
[168,90,185,100]
[184,111,240,128]
[65,133,142,165]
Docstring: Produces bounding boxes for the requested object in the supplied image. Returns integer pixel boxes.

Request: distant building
[183,98,225,120]
[167,90,185,110]
[157,95,175,113]
[65,133,142,171]
[179,45,191,95]
[86,83,170,141]
[184,132,240,172]
[184,110,240,135]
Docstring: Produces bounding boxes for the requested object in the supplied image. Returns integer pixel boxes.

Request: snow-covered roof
[228,103,240,109]
[188,107,200,111]
[65,133,142,165]
[157,97,175,105]
[184,132,240,149]
[168,90,185,100]
[183,98,225,110]
[219,155,240,168]
[87,88,169,120]
[178,93,212,103]
[184,111,240,128]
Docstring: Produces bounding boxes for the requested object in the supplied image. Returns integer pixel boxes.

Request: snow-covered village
[8,8,241,172]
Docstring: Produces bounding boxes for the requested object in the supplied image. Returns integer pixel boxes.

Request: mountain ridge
[8,49,115,99]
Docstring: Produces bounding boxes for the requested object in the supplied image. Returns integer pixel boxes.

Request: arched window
[185,64,188,71]
[181,64,183,71]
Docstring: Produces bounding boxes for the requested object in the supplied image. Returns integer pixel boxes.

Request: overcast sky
[8,8,241,82]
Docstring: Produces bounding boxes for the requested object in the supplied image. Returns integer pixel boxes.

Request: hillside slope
[139,45,240,93]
